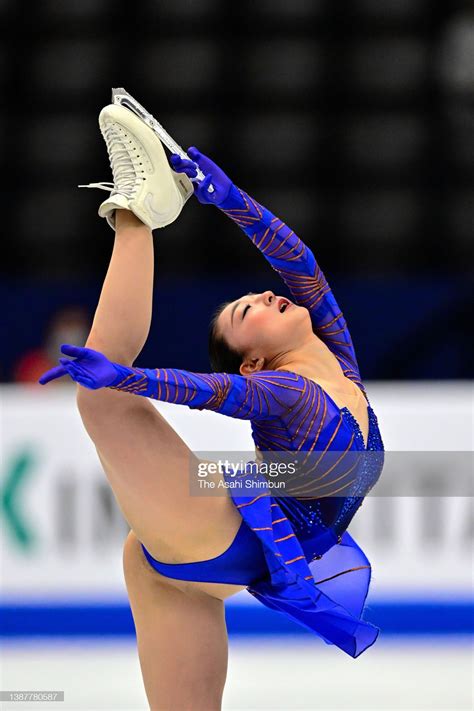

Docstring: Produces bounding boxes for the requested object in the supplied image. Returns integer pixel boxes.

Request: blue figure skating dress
[106,184,385,658]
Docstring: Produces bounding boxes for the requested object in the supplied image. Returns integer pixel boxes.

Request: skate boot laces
[79,123,144,198]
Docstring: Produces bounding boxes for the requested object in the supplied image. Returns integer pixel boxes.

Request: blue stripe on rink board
[0,602,473,637]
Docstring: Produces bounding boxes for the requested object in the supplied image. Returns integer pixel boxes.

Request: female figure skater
[40,104,384,711]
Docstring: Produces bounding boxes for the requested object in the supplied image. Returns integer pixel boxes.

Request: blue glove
[38,344,119,389]
[169,146,233,206]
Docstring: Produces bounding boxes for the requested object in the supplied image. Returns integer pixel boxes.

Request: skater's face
[217,290,311,374]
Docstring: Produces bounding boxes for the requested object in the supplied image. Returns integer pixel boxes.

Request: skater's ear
[239,356,265,377]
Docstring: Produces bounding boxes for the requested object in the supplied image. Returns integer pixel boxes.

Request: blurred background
[1,1,473,710]
[1,0,473,381]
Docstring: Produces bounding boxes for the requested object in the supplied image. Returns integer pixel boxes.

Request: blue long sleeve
[218,185,362,387]
[108,363,304,420]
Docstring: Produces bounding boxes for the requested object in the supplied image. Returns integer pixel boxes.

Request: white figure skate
[111,87,214,195]
[80,102,194,230]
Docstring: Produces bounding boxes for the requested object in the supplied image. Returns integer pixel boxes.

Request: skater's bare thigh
[78,386,243,562]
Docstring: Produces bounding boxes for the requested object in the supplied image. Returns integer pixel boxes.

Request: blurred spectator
[13,306,90,384]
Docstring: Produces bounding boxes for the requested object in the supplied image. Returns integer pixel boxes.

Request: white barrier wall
[1,381,472,604]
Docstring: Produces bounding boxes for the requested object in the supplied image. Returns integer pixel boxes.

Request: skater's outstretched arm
[39,344,304,421]
[170,148,361,383]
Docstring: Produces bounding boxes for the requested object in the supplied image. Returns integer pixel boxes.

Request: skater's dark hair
[208,301,245,374]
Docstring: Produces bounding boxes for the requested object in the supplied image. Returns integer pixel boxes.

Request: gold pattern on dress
[285,555,305,565]
[236,493,268,509]
[290,443,359,496]
[313,565,370,586]
[274,533,296,543]
[252,526,273,531]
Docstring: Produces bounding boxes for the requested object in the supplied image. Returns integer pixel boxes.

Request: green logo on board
[1,449,36,549]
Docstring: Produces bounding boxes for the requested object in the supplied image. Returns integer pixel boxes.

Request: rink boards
[1,381,472,636]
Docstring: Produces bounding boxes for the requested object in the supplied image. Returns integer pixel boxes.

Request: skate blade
[111,87,214,193]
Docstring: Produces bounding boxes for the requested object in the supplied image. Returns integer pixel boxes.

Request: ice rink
[1,637,472,710]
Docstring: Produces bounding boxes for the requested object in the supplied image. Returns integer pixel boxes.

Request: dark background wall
[2,0,473,380]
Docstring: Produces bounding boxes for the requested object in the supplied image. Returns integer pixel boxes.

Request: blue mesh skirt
[229,475,379,659]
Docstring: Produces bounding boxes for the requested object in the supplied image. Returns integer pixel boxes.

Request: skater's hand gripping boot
[169,147,233,206]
